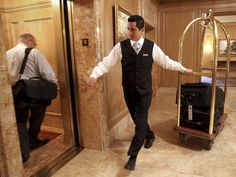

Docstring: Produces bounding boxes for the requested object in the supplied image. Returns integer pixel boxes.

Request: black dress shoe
[124,156,137,170]
[144,137,155,149]
[30,138,49,150]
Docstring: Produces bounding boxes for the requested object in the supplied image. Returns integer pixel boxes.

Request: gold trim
[179,72,212,77]
[52,0,75,146]
[59,0,82,146]
[66,0,82,145]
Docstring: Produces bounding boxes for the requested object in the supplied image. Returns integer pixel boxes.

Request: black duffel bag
[180,82,224,108]
[13,78,57,100]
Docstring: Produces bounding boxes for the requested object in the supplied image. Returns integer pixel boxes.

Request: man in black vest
[87,15,192,170]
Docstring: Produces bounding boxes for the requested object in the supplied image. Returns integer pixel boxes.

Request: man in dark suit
[87,15,193,170]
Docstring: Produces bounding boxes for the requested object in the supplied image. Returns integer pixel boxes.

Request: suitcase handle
[181,93,198,105]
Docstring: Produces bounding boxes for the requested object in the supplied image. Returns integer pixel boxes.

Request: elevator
[0,0,81,176]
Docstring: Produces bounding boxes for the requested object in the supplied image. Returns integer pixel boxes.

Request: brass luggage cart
[174,9,231,150]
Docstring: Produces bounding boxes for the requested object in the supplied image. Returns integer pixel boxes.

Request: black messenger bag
[17,78,57,100]
[12,48,57,101]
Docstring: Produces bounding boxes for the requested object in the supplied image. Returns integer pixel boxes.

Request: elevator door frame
[33,0,82,176]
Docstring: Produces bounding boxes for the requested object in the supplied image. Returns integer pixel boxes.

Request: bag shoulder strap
[19,47,33,75]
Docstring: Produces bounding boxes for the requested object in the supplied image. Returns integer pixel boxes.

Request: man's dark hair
[128,15,145,30]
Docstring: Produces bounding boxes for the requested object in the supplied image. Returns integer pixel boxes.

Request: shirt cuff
[179,66,187,73]
[90,72,98,79]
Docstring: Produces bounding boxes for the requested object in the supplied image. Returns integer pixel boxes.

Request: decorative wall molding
[0,2,51,13]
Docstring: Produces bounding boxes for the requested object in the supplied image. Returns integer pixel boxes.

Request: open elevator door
[0,0,81,176]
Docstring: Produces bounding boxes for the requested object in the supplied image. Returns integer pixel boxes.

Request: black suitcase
[179,83,224,132]
[180,107,223,132]
[181,83,224,108]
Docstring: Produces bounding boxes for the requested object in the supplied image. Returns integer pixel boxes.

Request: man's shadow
[151,119,209,151]
[115,169,132,177]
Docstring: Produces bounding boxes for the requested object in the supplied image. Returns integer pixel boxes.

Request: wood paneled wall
[158,1,236,87]
[219,22,236,61]
[159,9,198,86]
[0,0,51,9]
[142,0,159,95]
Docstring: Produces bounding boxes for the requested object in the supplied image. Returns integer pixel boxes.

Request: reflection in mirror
[0,0,79,176]
[215,14,236,87]
[201,13,236,87]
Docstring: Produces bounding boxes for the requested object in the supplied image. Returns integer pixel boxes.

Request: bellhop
[87,15,192,170]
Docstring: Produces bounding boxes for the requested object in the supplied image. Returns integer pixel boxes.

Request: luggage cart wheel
[179,133,186,143]
[206,140,213,150]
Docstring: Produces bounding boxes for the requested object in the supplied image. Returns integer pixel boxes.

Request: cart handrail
[179,71,212,77]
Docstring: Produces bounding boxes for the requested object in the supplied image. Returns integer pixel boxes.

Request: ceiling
[158,0,195,4]
[158,0,224,4]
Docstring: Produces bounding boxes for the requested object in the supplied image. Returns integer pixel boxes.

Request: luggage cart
[174,9,231,150]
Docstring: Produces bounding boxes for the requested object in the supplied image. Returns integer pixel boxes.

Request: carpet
[38,130,61,141]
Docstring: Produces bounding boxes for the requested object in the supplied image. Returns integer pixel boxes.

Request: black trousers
[123,87,154,156]
[14,102,47,159]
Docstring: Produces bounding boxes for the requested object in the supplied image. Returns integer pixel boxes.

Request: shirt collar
[130,37,144,47]
[16,43,28,48]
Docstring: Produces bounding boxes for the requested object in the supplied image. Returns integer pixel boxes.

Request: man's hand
[185,68,193,74]
[87,77,97,87]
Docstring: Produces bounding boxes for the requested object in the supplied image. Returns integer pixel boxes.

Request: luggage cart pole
[209,16,218,135]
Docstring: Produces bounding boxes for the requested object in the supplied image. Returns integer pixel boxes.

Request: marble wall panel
[73,0,107,150]
[0,16,22,177]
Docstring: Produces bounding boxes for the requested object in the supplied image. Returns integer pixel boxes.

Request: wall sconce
[96,27,100,34]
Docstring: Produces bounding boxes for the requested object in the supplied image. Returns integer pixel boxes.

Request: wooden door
[159,10,197,87]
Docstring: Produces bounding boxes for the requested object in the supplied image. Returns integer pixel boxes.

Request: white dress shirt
[6,43,57,85]
[90,37,187,79]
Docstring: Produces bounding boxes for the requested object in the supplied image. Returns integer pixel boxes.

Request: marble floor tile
[53,87,236,177]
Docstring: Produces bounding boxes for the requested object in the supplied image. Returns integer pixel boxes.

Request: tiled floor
[53,87,236,177]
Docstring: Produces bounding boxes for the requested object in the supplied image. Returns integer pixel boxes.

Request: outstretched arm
[184,68,193,74]
[86,43,121,87]
[152,43,193,73]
